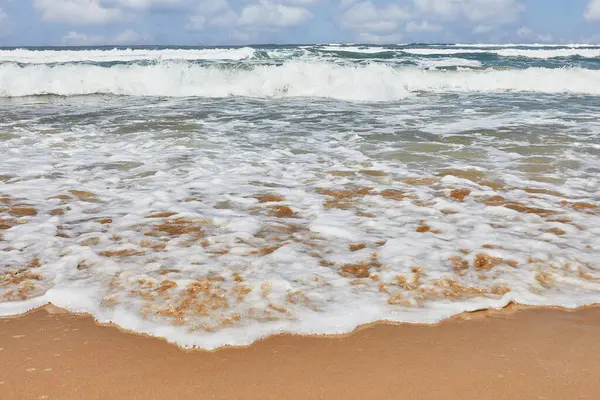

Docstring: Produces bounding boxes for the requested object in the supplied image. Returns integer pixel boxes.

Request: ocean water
[0,44,599,349]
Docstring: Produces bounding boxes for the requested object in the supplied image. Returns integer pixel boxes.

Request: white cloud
[282,0,322,4]
[516,27,553,43]
[109,0,182,9]
[113,28,148,43]
[412,0,459,20]
[61,31,104,45]
[357,31,403,44]
[412,0,524,24]
[185,0,233,30]
[186,15,206,30]
[239,2,311,27]
[340,1,411,33]
[210,10,238,28]
[195,0,230,15]
[405,20,442,33]
[536,33,553,43]
[464,0,525,23]
[34,0,194,27]
[339,0,358,8]
[61,29,148,45]
[187,0,313,32]
[339,0,525,42]
[35,0,123,25]
[585,0,600,21]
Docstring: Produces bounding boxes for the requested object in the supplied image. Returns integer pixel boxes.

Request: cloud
[339,0,525,43]
[413,0,525,24]
[516,27,553,43]
[113,28,148,43]
[464,0,525,23]
[340,1,411,33]
[405,20,442,33]
[108,0,183,9]
[34,0,187,26]
[61,28,149,45]
[357,31,403,44]
[35,0,123,25]
[239,2,312,27]
[195,0,230,15]
[283,0,322,4]
[187,0,314,33]
[585,0,600,21]
[13,0,584,45]
[339,0,357,8]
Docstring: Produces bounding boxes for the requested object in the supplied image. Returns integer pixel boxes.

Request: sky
[0,0,599,46]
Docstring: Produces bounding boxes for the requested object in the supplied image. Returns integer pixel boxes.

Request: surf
[1,61,600,100]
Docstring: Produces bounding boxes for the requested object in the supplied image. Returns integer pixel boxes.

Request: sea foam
[404,48,600,58]
[1,62,600,100]
[0,47,256,64]
[1,44,600,350]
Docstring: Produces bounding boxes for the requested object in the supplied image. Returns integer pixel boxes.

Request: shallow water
[1,44,599,349]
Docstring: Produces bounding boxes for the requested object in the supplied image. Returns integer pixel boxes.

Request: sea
[0,44,599,349]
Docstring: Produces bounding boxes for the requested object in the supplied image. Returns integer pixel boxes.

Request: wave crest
[2,62,600,101]
[0,47,256,64]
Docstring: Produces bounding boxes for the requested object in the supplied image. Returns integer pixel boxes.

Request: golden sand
[1,304,599,399]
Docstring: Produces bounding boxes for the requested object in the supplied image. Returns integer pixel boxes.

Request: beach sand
[1,304,598,399]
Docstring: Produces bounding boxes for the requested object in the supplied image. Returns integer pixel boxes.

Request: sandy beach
[1,42,600,400]
[1,304,598,399]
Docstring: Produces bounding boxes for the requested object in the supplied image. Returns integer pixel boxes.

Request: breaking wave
[0,47,257,64]
[1,61,600,101]
[403,48,600,59]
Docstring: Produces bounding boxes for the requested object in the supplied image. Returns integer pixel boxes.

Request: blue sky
[0,0,599,46]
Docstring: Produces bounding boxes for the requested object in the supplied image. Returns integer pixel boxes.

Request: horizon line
[1,42,600,49]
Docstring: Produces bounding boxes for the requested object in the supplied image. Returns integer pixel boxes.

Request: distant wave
[415,57,482,69]
[403,48,600,59]
[1,61,600,100]
[0,47,256,64]
[319,45,392,54]
[316,44,600,59]
[450,43,600,48]
[2,45,600,66]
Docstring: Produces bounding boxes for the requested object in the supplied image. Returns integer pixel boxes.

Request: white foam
[405,48,600,58]
[416,57,482,69]
[1,99,599,349]
[1,47,600,350]
[451,43,600,48]
[1,62,600,100]
[0,47,256,64]
[319,46,390,54]
[317,44,600,59]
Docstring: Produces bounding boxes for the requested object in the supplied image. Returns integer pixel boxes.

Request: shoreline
[2,304,599,399]
[0,301,590,351]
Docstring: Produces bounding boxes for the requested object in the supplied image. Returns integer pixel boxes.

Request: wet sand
[1,304,599,399]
